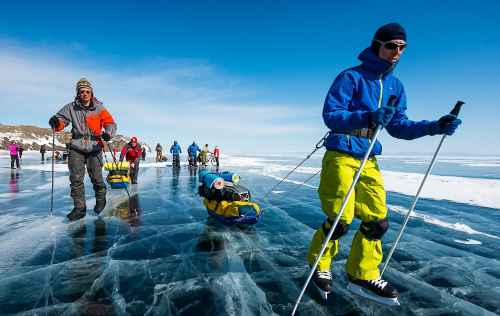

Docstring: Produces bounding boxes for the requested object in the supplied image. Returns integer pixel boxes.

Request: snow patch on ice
[454,239,482,245]
[389,205,500,240]
[264,173,317,189]
[383,171,500,209]
[140,162,176,168]
[464,163,500,167]
[225,154,500,209]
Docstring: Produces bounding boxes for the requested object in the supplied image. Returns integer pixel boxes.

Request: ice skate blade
[312,281,330,300]
[347,282,400,306]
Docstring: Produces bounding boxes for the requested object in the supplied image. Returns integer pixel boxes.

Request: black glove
[101,132,111,142]
[49,116,59,129]
[429,114,462,136]
[369,106,396,128]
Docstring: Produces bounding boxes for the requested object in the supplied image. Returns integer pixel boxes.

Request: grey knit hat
[75,77,92,94]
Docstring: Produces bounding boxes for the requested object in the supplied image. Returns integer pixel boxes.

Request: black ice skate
[311,269,332,300]
[347,276,400,306]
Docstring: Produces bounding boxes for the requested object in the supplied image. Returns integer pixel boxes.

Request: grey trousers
[68,148,106,209]
[130,160,140,183]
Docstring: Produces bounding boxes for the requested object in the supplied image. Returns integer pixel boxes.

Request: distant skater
[170,140,182,168]
[8,141,20,169]
[18,144,24,159]
[187,141,201,166]
[40,144,46,161]
[213,145,221,167]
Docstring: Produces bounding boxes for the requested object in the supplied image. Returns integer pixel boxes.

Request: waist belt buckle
[366,129,372,139]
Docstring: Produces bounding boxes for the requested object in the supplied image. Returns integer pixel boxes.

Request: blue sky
[1,1,499,154]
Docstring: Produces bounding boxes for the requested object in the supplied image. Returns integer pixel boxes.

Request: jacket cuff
[427,121,441,136]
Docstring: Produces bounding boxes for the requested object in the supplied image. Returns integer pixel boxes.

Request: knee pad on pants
[359,218,389,240]
[322,219,349,240]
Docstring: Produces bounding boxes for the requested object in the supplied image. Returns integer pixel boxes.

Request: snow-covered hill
[0,124,150,151]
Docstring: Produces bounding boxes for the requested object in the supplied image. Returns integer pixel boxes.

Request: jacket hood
[358,47,396,76]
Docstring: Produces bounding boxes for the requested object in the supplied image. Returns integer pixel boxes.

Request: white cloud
[0,39,323,153]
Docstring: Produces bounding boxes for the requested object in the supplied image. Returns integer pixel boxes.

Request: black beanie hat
[371,23,407,54]
[374,23,407,42]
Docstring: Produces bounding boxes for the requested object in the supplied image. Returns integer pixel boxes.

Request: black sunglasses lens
[384,42,398,49]
[384,42,406,50]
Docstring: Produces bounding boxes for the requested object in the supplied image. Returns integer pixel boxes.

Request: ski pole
[291,95,398,316]
[381,100,465,276]
[263,132,329,201]
[50,128,55,216]
[290,168,322,194]
[105,141,132,200]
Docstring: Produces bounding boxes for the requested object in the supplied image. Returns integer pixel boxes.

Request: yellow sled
[203,199,262,225]
[104,161,130,171]
[104,161,130,189]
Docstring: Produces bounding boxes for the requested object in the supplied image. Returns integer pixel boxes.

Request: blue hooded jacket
[170,142,182,155]
[187,143,201,156]
[323,47,437,158]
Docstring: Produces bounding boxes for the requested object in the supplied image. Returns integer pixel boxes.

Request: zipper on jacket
[369,76,384,146]
[377,76,384,108]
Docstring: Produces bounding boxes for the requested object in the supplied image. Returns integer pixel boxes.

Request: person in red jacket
[120,136,142,184]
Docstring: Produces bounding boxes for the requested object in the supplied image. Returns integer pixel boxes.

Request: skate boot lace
[368,278,388,290]
[316,270,332,281]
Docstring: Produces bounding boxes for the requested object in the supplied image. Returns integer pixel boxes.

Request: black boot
[67,207,86,221]
[312,269,332,299]
[347,275,399,306]
[94,199,106,215]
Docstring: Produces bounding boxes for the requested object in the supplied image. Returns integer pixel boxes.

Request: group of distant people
[6,140,70,168]
[114,138,221,185]
[155,141,221,168]
[38,143,70,162]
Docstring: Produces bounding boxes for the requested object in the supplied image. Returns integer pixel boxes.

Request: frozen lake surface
[0,151,499,315]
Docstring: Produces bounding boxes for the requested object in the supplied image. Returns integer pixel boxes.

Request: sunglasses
[79,90,91,94]
[376,40,407,51]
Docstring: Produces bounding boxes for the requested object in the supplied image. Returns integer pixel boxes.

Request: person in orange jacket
[49,78,117,221]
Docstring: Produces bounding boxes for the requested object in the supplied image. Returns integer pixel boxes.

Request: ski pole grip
[450,101,465,116]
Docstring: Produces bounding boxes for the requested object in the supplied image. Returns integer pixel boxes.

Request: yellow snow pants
[307,150,387,280]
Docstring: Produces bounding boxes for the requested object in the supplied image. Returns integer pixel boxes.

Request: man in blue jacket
[187,141,201,166]
[306,23,462,303]
[170,140,182,168]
